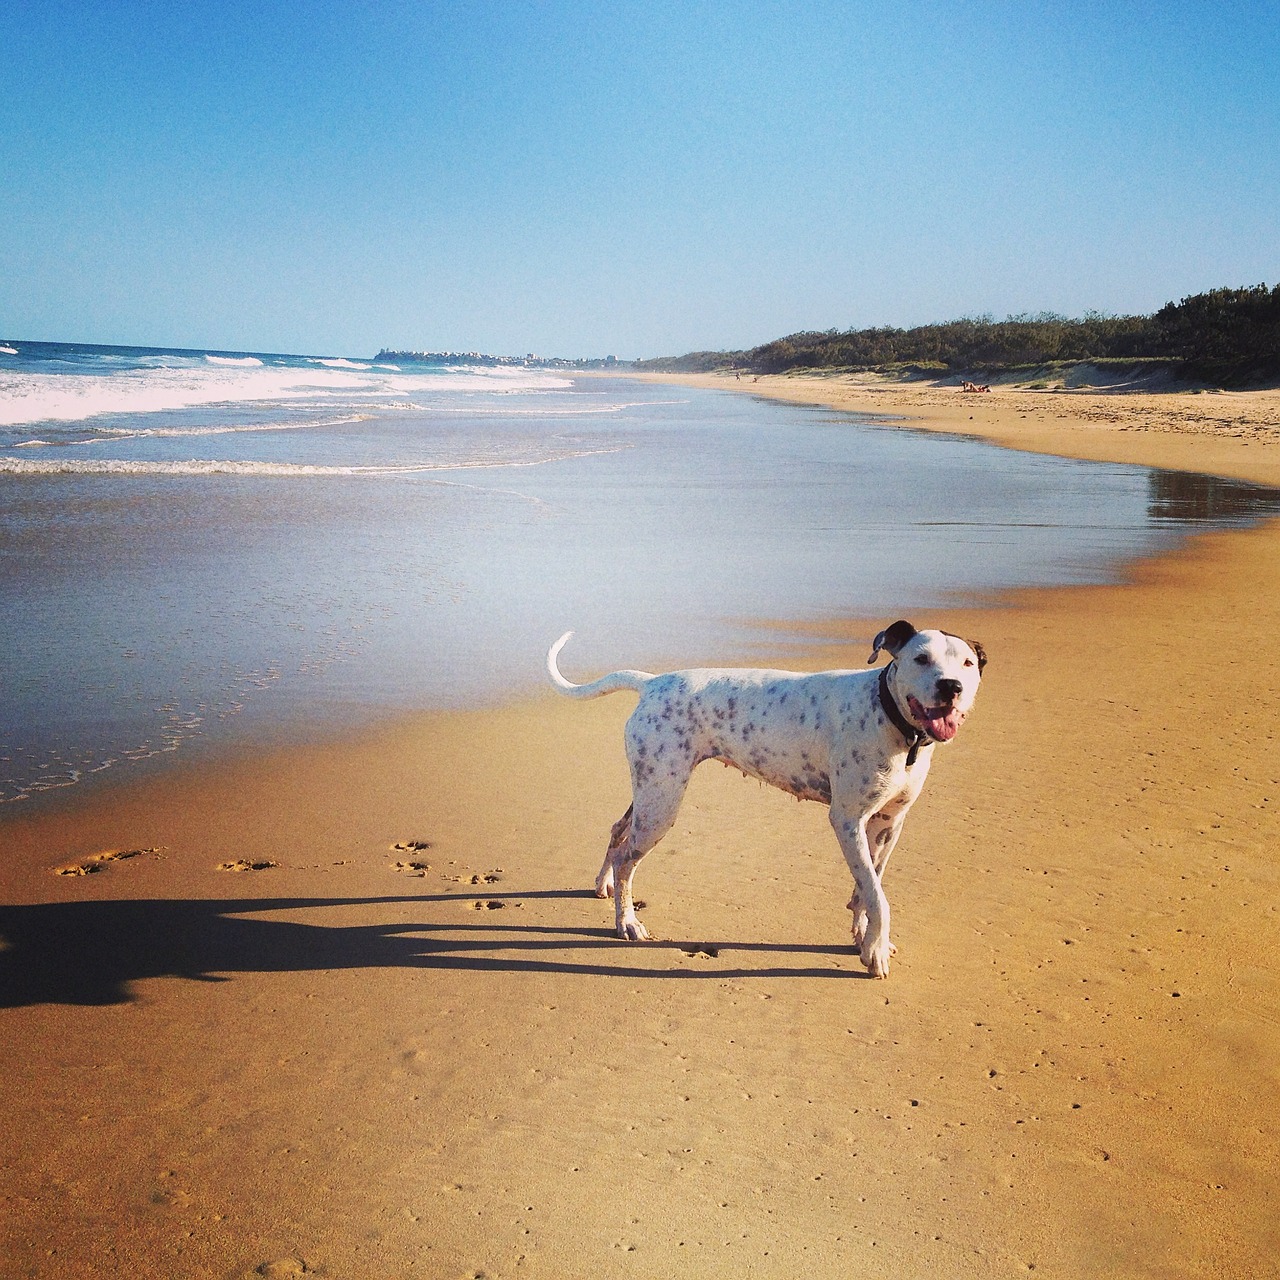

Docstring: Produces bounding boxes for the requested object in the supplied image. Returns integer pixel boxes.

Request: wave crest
[0,360,576,427]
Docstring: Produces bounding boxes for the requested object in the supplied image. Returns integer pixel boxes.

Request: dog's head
[869,620,986,744]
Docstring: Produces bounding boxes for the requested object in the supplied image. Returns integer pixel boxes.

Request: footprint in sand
[683,946,720,960]
[472,899,507,911]
[55,847,159,876]
[251,1261,312,1279]
[443,866,504,884]
[392,860,431,876]
[217,858,279,872]
[390,842,432,874]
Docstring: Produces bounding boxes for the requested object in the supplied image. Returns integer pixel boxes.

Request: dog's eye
[963,658,975,668]
[913,654,930,666]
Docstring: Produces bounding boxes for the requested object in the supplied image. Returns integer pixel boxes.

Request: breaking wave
[0,355,574,428]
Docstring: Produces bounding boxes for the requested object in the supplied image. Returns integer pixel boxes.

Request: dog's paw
[617,913,650,942]
[860,934,894,978]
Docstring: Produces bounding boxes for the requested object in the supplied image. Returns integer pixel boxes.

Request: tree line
[634,284,1280,385]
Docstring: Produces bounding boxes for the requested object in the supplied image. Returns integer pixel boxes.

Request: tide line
[0,443,632,478]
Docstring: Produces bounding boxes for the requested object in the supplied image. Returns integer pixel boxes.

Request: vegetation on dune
[635,284,1280,385]
[1152,284,1280,383]
[746,312,1154,373]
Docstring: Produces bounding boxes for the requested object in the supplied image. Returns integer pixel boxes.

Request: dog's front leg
[831,805,893,977]
[849,812,908,954]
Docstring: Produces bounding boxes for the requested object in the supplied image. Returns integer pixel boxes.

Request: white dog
[548,622,985,977]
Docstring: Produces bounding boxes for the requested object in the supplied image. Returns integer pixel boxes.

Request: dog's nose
[936,677,963,701]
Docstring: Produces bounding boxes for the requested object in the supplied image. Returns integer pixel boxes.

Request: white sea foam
[205,354,264,366]
[81,413,370,443]
[0,360,575,427]
[0,364,359,426]
[8,415,366,448]
[0,344,18,356]
[0,444,629,478]
[311,357,372,370]
[0,457,437,477]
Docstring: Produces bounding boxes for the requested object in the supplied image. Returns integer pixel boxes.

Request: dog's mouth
[907,696,966,743]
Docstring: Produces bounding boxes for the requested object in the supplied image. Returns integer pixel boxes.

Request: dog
[547,622,986,977]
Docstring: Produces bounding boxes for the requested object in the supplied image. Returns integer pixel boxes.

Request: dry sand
[2,373,1279,1279]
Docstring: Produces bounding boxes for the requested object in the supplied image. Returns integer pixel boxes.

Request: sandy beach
[3,374,1279,1279]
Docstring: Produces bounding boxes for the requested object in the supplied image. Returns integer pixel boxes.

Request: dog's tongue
[910,699,964,742]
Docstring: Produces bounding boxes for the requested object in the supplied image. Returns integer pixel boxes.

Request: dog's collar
[878,664,930,767]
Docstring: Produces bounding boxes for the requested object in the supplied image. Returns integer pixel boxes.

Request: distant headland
[376,349,623,370]
[631,284,1280,387]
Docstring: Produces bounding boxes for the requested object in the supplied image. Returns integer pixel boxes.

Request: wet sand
[2,374,1279,1278]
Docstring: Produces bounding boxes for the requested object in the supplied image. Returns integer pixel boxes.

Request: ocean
[3,339,1278,806]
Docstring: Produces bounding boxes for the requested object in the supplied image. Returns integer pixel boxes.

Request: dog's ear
[868,620,917,664]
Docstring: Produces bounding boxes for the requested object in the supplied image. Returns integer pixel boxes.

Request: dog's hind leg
[846,888,869,952]
[605,769,692,941]
[595,804,633,899]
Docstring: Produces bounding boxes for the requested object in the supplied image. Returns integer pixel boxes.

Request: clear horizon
[3,1,1277,360]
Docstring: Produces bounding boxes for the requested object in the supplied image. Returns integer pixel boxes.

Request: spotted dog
[547,622,986,977]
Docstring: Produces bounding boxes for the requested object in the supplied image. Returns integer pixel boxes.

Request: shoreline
[3,375,1279,1277]
[618,368,1280,487]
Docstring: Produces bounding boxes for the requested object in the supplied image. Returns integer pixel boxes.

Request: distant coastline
[375,348,622,370]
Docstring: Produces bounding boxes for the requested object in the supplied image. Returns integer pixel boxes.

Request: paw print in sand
[391,840,432,875]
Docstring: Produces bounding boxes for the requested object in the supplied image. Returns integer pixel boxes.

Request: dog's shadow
[0,886,870,1008]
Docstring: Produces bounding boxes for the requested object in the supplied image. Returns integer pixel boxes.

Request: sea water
[2,340,1278,805]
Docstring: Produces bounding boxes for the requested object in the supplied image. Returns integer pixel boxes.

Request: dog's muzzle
[906,695,967,743]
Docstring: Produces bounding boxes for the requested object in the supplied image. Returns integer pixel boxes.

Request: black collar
[878,664,929,766]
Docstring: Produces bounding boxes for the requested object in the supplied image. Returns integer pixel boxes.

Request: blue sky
[2,0,1277,358]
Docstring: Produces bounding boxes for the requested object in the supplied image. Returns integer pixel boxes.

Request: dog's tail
[547,631,653,699]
